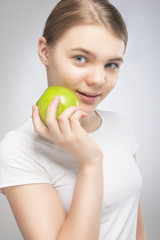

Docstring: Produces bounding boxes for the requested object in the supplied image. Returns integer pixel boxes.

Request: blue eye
[75,56,86,63]
[106,63,118,69]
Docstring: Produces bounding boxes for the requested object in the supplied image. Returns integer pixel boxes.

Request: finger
[58,105,81,134]
[58,105,81,119]
[32,105,49,138]
[70,110,88,130]
[45,96,61,132]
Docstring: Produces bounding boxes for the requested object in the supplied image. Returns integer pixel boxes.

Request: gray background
[0,0,159,239]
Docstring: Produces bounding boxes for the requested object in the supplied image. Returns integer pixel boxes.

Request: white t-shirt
[0,110,143,240]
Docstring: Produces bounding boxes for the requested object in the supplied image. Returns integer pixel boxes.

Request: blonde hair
[43,0,128,50]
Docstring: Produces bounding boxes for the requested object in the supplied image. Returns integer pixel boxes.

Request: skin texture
[3,24,147,240]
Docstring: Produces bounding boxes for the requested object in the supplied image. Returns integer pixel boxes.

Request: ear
[38,37,49,66]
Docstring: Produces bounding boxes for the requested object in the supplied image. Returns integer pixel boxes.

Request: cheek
[103,74,119,96]
[107,74,118,89]
[111,77,118,88]
[60,64,87,84]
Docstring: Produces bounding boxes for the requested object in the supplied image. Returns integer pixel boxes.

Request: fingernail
[54,95,60,101]
[32,105,36,111]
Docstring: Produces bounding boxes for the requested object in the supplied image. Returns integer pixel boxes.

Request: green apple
[36,86,79,124]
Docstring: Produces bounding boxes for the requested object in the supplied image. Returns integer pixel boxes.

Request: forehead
[53,24,125,58]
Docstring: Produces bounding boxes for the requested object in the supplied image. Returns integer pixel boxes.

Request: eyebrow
[71,47,123,63]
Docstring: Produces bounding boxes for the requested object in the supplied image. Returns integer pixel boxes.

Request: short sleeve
[118,115,140,156]
[0,131,50,195]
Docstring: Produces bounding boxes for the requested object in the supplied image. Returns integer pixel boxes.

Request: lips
[76,90,100,97]
[76,90,100,103]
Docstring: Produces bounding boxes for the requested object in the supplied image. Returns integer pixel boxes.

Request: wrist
[79,157,103,174]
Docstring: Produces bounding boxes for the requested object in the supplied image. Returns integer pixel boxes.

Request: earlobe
[38,37,49,66]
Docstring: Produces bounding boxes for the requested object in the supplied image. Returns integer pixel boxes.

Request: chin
[80,104,97,114]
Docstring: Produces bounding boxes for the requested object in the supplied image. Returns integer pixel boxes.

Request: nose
[86,66,106,87]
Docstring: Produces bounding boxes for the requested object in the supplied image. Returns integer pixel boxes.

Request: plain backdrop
[0,0,159,239]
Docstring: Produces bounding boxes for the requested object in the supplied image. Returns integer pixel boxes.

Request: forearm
[136,201,147,240]
[32,102,104,239]
[57,161,104,240]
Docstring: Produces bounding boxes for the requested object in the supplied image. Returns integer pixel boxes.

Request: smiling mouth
[76,90,100,97]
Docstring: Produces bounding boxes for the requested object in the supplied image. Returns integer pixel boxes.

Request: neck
[80,111,102,133]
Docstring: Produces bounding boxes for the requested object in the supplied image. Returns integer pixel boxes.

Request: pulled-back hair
[43,0,128,50]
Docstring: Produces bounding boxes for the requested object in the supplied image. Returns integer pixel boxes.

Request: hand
[32,95,103,168]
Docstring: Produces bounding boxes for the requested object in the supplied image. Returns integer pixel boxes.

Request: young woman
[0,0,147,239]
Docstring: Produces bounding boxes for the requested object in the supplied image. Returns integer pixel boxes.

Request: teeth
[77,91,98,97]
[82,92,87,96]
[78,91,87,96]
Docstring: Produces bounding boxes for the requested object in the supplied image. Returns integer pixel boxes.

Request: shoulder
[96,109,139,155]
[96,109,137,140]
[1,117,35,144]
[96,109,129,127]
[98,111,139,155]
[0,118,51,194]
[0,118,37,161]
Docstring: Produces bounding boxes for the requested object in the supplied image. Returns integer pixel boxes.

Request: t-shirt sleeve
[118,115,140,156]
[0,132,50,195]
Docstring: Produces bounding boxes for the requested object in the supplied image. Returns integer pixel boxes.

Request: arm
[4,162,103,240]
[136,201,147,240]
[57,161,103,240]
[4,183,66,240]
[133,154,147,240]
[4,97,104,240]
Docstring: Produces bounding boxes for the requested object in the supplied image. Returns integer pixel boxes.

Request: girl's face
[39,24,125,114]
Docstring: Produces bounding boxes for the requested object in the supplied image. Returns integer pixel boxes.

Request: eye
[75,56,87,63]
[105,62,118,70]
